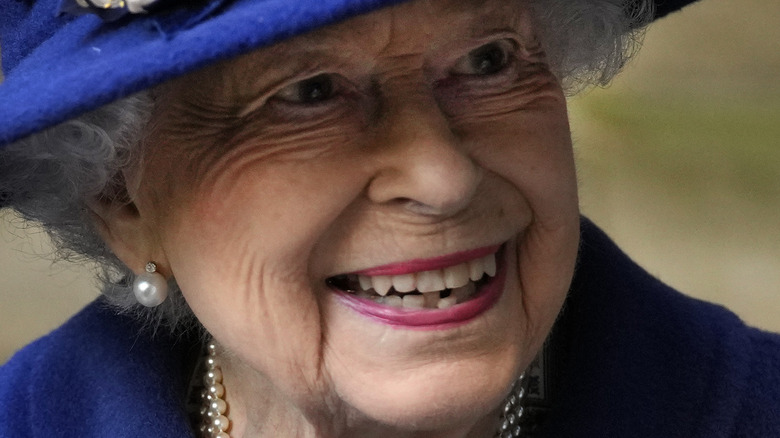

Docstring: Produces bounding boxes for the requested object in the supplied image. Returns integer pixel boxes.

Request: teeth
[377,253,496,294]
[391,274,416,293]
[402,294,425,308]
[468,257,484,281]
[384,295,403,307]
[437,295,458,309]
[423,292,440,308]
[356,289,373,299]
[358,275,372,291]
[484,254,496,277]
[416,270,446,293]
[339,252,497,309]
[371,276,393,296]
[453,282,476,301]
[358,280,480,310]
[443,263,470,289]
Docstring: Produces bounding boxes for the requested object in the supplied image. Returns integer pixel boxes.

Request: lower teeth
[371,281,478,309]
[329,273,491,309]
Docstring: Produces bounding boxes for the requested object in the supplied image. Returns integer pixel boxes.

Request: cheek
[467,99,579,342]
[150,153,373,388]
[448,68,577,218]
[161,191,324,356]
[160,140,372,257]
[470,103,577,217]
[159,158,353,294]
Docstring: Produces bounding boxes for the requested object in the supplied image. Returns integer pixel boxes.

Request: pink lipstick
[333,245,506,330]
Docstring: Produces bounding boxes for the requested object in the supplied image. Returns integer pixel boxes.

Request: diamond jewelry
[496,373,527,437]
[73,0,157,13]
[132,261,169,307]
[199,341,231,438]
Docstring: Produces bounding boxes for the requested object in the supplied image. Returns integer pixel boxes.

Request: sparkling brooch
[60,0,163,21]
[76,0,157,13]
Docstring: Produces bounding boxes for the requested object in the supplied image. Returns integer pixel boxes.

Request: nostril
[366,103,481,217]
[401,198,442,216]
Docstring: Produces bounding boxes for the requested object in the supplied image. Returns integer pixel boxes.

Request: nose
[367,94,482,218]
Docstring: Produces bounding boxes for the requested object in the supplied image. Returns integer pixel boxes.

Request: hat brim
[0,0,699,147]
[0,0,407,145]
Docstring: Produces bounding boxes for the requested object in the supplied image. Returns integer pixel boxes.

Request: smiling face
[107,0,580,434]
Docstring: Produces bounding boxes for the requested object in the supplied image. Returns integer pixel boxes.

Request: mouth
[326,245,506,328]
[327,250,497,309]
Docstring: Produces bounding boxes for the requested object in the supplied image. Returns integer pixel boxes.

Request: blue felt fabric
[0,0,410,146]
[0,0,701,147]
[545,220,780,437]
[1,219,778,437]
[0,300,198,437]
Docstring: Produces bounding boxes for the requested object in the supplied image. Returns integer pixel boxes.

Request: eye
[274,74,337,104]
[452,40,515,77]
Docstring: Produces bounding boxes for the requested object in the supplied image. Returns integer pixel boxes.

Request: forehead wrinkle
[225,0,527,81]
[384,0,526,55]
[458,4,526,41]
[280,0,524,59]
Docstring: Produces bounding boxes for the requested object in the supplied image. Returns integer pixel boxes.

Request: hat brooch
[60,0,161,21]
[76,0,157,13]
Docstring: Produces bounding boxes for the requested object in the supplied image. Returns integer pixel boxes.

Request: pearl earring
[133,261,169,307]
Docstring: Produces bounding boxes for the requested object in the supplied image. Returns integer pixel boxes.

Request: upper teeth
[359,253,496,296]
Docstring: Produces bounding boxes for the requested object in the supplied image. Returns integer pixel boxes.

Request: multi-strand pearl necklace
[199,342,231,438]
[197,343,527,438]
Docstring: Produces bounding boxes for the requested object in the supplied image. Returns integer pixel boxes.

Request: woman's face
[125,0,579,433]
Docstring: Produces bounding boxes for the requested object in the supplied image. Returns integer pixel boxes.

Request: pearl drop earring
[133,261,169,307]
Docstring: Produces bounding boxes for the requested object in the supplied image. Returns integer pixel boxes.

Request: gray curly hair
[0,0,653,332]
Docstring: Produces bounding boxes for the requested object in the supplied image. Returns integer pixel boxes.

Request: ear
[88,197,169,276]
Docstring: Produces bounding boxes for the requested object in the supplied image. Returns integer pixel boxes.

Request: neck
[235,408,501,438]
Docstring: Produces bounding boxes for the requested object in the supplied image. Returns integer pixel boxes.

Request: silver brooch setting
[73,0,158,14]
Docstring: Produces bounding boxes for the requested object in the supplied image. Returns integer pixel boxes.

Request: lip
[350,244,502,276]
[333,245,506,330]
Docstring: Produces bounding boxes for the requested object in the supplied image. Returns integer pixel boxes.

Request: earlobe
[87,197,168,276]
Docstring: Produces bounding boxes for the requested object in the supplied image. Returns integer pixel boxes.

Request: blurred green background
[2,0,779,363]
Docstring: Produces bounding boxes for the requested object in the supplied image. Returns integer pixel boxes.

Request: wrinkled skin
[93,0,580,436]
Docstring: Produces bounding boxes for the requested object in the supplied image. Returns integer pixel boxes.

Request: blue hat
[0,0,699,147]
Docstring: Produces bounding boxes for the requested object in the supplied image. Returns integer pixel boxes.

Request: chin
[325,294,529,432]
[319,237,557,432]
[340,356,521,433]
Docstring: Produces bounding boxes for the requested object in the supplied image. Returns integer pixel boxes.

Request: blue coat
[2,219,779,437]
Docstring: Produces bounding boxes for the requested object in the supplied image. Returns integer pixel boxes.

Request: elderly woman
[1,0,778,436]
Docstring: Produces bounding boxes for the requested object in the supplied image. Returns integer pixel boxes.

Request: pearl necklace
[197,343,527,438]
[199,342,231,438]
